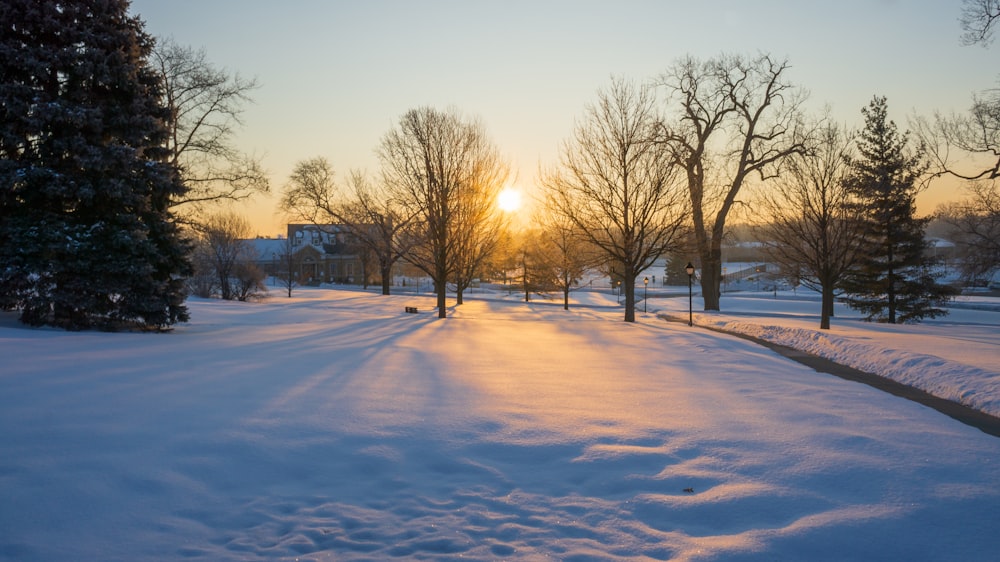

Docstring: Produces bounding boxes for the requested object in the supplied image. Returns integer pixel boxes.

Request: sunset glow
[497,188,522,212]
[128,1,995,234]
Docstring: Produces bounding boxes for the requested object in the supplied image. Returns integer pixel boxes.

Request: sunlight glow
[497,188,522,213]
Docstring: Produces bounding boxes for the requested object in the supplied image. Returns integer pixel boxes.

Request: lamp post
[685,262,695,327]
[643,276,649,313]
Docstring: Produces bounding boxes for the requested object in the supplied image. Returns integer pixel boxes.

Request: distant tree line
[1,0,995,329]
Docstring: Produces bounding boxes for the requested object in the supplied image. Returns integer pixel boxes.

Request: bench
[404,306,418,314]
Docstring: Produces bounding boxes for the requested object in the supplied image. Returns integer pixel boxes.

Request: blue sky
[130,0,997,234]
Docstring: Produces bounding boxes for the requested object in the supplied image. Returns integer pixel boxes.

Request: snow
[1,287,999,561]
[652,291,1000,417]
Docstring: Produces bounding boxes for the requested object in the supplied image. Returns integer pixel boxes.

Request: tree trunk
[690,190,722,311]
[522,251,530,302]
[435,277,447,318]
[563,286,570,310]
[623,267,636,322]
[886,238,896,324]
[699,243,723,311]
[820,283,834,330]
[380,263,392,295]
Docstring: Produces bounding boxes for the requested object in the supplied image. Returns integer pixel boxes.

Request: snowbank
[653,290,1000,417]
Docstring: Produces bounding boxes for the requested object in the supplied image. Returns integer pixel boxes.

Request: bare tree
[450,178,509,304]
[909,0,1000,288]
[188,239,218,298]
[194,212,257,301]
[756,121,863,329]
[532,214,596,310]
[960,0,1000,46]
[272,237,300,298]
[937,182,1000,282]
[379,107,510,318]
[919,86,1000,185]
[543,77,687,322]
[281,158,414,295]
[917,0,1000,188]
[232,261,266,301]
[151,37,269,218]
[656,53,810,311]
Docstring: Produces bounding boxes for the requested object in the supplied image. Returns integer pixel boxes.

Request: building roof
[246,238,288,261]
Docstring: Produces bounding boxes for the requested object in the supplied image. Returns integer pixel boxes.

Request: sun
[497,188,522,213]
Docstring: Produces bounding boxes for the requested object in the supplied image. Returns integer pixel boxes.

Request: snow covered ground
[1,287,999,561]
[649,289,1000,418]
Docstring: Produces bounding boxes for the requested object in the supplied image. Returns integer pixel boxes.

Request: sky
[128,0,999,236]
[2,286,999,559]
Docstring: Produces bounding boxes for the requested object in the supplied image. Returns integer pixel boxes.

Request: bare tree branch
[378,107,510,317]
[656,53,811,311]
[960,0,1000,46]
[937,182,1000,281]
[151,37,269,218]
[755,121,863,329]
[542,77,687,322]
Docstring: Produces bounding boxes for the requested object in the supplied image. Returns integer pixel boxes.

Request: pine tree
[0,0,191,330]
[840,96,956,323]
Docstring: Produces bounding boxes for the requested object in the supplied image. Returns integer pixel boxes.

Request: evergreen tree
[0,0,191,330]
[841,97,956,323]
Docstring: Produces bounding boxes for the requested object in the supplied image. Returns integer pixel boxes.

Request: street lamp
[685,262,695,327]
[643,276,649,313]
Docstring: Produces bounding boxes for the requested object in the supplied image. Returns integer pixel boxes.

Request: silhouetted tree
[757,121,864,329]
[272,237,299,298]
[937,183,1000,282]
[656,54,810,311]
[231,261,266,301]
[532,215,596,310]
[960,0,1000,46]
[449,177,509,305]
[379,107,509,318]
[841,97,956,323]
[151,37,268,219]
[920,85,999,186]
[194,212,257,301]
[282,159,415,295]
[544,77,687,322]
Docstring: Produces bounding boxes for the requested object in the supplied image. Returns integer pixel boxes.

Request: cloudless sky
[129,0,998,235]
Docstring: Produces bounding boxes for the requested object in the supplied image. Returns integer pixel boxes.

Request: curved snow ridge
[714,320,1000,418]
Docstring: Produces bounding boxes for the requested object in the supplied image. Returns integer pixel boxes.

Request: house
[245,224,365,285]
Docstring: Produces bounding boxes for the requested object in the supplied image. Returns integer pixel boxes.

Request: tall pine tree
[841,96,956,323]
[0,0,191,330]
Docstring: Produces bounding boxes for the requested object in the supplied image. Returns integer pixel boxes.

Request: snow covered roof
[245,238,288,261]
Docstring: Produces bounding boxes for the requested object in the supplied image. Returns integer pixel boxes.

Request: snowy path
[1,290,999,560]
